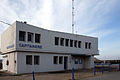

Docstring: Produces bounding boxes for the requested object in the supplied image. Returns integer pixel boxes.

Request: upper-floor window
[35,33,41,43]
[55,37,59,45]
[78,41,81,48]
[74,40,77,48]
[60,38,64,46]
[19,31,26,41]
[65,39,69,47]
[85,42,88,49]
[70,40,73,47]
[89,43,91,49]
[28,32,34,42]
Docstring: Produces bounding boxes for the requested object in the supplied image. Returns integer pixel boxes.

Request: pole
[72,0,74,34]
[108,64,110,72]
[72,67,74,80]
[119,64,120,71]
[94,65,96,76]
[102,64,104,74]
[32,71,35,80]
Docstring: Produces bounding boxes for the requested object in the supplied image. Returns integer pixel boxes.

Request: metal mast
[72,0,75,34]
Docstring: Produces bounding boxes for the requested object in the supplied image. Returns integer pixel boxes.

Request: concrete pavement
[82,71,120,80]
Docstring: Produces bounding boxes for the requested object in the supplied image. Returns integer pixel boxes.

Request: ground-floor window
[53,56,58,64]
[74,58,82,64]
[74,59,79,64]
[79,58,82,64]
[34,56,39,65]
[59,56,63,64]
[26,55,32,65]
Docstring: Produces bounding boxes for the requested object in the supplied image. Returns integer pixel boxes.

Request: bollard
[108,64,110,72]
[94,65,96,76]
[102,64,104,74]
[119,64,120,71]
[72,67,74,80]
[32,71,35,80]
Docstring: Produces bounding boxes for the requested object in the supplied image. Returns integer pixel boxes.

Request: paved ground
[82,71,120,80]
[0,70,120,80]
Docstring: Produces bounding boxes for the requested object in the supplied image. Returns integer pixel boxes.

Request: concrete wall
[83,56,94,69]
[1,21,97,74]
[1,21,98,56]
[1,22,16,53]
[2,52,17,73]
[17,52,71,74]
[15,21,98,55]
[2,52,92,74]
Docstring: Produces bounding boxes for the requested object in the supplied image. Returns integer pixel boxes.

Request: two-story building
[1,21,99,74]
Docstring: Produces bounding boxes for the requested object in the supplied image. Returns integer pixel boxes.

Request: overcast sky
[0,0,120,60]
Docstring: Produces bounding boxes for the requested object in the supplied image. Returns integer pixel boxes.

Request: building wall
[17,52,72,74]
[2,52,93,74]
[2,52,17,73]
[15,21,98,56]
[1,22,16,53]
[83,56,94,69]
[1,21,98,56]
[1,21,97,74]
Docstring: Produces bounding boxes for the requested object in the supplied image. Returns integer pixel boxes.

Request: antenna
[72,0,75,34]
[0,20,11,26]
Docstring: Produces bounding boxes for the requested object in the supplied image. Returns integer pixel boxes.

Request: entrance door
[64,57,68,70]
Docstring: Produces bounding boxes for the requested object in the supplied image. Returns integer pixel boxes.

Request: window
[34,56,39,65]
[70,40,73,47]
[35,33,41,43]
[59,56,63,64]
[85,42,88,49]
[79,58,82,64]
[78,41,81,48]
[53,56,58,64]
[65,39,69,47]
[60,38,64,46]
[74,59,78,64]
[28,32,33,42]
[55,37,59,45]
[74,40,77,48]
[26,55,32,65]
[19,31,26,41]
[89,43,91,49]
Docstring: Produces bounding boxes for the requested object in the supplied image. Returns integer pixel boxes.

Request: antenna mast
[72,0,75,34]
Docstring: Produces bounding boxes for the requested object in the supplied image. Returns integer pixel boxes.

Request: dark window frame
[89,43,91,49]
[34,56,39,65]
[55,37,59,45]
[53,56,58,64]
[78,41,81,48]
[70,40,73,47]
[19,31,26,41]
[26,55,32,65]
[74,40,77,48]
[59,56,63,64]
[79,58,82,64]
[35,33,41,43]
[85,42,88,49]
[60,38,64,46]
[65,39,69,47]
[74,58,78,64]
[28,32,34,42]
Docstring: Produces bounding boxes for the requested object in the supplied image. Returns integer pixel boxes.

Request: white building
[1,21,99,74]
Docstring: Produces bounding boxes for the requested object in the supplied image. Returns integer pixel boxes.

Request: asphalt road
[82,71,120,80]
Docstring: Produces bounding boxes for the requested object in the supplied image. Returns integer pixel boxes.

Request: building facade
[1,21,99,74]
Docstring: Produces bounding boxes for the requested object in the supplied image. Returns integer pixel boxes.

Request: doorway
[64,57,68,70]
